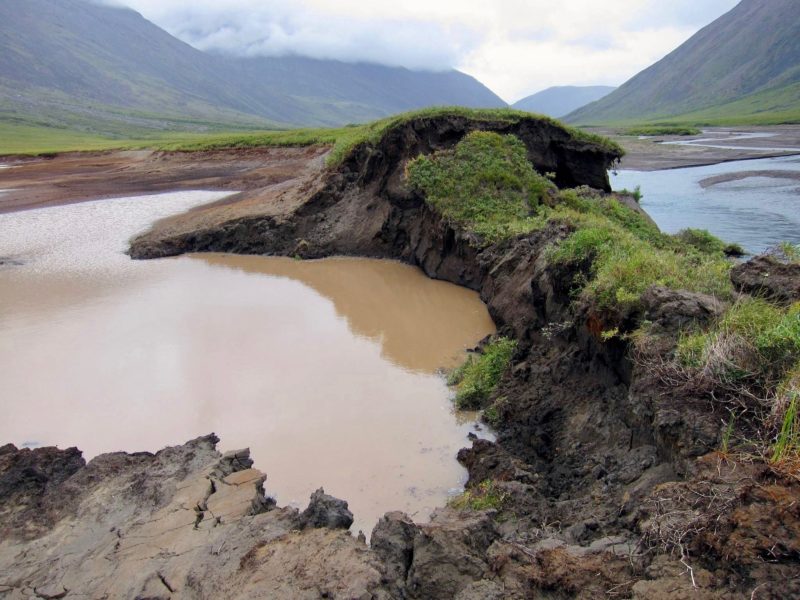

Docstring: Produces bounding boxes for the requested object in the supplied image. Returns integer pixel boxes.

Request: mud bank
[601,125,800,171]
[4,114,798,598]
[0,146,328,214]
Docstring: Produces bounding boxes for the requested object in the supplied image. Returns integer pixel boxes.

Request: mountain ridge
[567,0,800,125]
[0,0,505,131]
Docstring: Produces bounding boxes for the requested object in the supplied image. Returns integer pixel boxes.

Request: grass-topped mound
[422,129,798,470]
[408,130,733,312]
[156,107,623,168]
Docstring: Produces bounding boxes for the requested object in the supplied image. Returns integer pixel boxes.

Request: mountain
[512,86,615,118]
[567,0,800,125]
[0,0,505,132]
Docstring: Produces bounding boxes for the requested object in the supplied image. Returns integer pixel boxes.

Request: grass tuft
[449,337,517,410]
[677,299,800,389]
[547,206,733,311]
[772,392,799,463]
[673,228,745,257]
[448,480,508,511]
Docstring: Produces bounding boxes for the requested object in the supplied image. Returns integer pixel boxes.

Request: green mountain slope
[512,86,615,118]
[567,0,800,125]
[0,0,505,132]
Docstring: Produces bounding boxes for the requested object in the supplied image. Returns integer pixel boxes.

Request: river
[612,155,800,254]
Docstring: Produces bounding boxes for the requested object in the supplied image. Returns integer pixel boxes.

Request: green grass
[678,299,800,388]
[404,130,733,312]
[670,82,800,126]
[546,192,734,311]
[449,480,508,511]
[582,83,800,128]
[779,242,800,263]
[448,337,517,410]
[0,122,144,155]
[673,228,745,257]
[674,299,800,464]
[623,126,701,136]
[151,127,352,154]
[617,186,643,203]
[0,121,337,157]
[407,131,554,242]
[772,391,799,463]
[0,106,624,164]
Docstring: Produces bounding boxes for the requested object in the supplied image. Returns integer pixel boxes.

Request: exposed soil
[2,114,798,599]
[0,146,328,214]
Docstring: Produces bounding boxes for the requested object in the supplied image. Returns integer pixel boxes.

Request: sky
[108,0,741,103]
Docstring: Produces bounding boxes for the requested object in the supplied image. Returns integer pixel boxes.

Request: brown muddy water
[0,191,496,533]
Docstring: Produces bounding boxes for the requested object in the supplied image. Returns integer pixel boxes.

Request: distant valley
[567,0,800,125]
[512,86,616,118]
[0,0,504,135]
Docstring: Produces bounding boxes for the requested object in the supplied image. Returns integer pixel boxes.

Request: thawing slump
[0,191,496,533]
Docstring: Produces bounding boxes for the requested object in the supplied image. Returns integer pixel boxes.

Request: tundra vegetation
[0,107,622,163]
[623,126,702,136]
[414,129,799,468]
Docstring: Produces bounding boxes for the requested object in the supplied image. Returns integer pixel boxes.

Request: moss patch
[449,480,508,511]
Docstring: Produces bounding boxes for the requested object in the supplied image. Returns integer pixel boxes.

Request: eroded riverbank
[3,112,798,599]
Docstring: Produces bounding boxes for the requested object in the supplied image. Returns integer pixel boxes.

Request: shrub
[449,337,517,409]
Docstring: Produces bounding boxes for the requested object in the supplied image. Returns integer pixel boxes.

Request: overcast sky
[110,0,740,103]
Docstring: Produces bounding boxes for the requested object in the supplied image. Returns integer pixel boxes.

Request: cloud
[112,0,740,102]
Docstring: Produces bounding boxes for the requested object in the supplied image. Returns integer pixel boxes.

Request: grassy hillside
[0,0,505,132]
[568,0,800,125]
